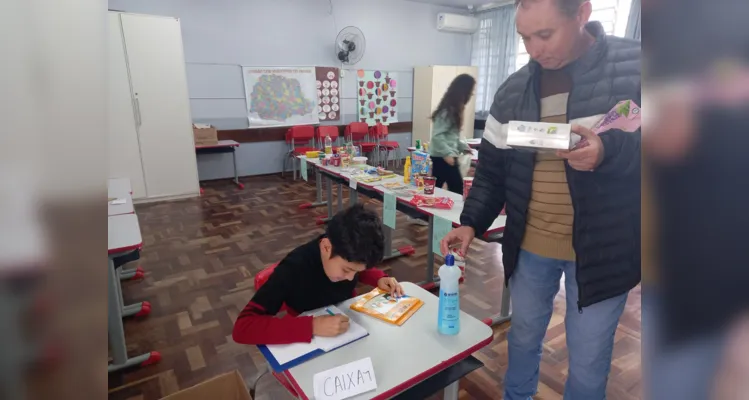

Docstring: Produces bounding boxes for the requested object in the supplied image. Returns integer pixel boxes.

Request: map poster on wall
[315,67,341,122]
[242,66,319,128]
[357,70,398,126]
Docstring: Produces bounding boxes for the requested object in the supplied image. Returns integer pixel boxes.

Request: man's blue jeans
[504,250,628,400]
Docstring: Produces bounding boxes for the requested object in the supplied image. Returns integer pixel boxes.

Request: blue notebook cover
[257,332,369,372]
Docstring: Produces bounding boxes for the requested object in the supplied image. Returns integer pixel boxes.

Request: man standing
[441,0,640,399]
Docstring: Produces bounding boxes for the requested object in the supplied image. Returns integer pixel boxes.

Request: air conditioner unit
[437,13,479,34]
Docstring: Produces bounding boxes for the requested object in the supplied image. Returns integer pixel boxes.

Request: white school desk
[297,156,511,326]
[107,214,160,372]
[195,140,243,192]
[108,177,132,196]
[279,282,493,400]
[108,191,134,216]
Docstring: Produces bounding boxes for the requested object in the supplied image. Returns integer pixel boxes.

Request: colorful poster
[315,67,341,121]
[242,67,319,128]
[356,70,398,126]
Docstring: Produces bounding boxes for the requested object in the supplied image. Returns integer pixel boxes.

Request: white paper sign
[313,357,377,400]
[349,179,357,190]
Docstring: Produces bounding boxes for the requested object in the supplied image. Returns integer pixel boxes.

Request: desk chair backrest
[286,125,316,147]
[369,123,389,139]
[344,122,370,142]
[317,126,340,145]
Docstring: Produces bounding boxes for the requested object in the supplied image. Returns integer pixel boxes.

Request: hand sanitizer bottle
[438,254,461,335]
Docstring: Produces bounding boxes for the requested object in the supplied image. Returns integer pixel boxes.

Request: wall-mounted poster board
[357,70,398,126]
[242,66,319,128]
[315,67,341,122]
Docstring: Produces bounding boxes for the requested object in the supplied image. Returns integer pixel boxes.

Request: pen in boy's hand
[325,308,335,316]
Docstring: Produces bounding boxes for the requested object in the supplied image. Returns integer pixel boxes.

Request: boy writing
[232,204,404,345]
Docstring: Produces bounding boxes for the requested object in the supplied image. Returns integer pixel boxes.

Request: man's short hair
[326,204,384,268]
[515,0,585,17]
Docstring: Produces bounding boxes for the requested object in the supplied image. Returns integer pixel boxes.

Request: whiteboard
[242,66,320,128]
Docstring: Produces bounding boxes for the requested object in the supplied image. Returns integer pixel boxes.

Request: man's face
[320,238,366,282]
[516,0,590,70]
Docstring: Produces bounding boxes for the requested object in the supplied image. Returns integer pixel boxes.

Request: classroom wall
[108,0,473,178]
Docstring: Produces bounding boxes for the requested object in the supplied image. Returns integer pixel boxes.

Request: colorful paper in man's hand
[574,100,641,149]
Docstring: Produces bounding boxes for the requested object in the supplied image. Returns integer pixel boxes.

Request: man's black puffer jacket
[461,22,641,310]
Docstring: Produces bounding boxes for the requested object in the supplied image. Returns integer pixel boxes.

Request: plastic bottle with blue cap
[437,253,461,335]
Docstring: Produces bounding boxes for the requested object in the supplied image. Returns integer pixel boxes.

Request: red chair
[370,123,402,168]
[283,126,317,180]
[344,122,376,163]
[316,125,340,150]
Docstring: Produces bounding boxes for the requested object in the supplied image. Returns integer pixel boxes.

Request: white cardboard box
[506,121,579,152]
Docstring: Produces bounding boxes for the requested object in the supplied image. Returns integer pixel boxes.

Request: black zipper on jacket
[564,82,584,314]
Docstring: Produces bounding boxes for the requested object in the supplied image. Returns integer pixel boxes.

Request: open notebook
[257,305,368,372]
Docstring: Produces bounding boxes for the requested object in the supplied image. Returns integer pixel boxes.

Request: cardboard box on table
[193,123,218,146]
[160,370,252,400]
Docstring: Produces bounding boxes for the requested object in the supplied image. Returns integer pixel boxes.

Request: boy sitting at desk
[233,204,404,345]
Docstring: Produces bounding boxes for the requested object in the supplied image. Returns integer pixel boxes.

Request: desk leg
[381,225,415,262]
[316,175,335,225]
[417,214,440,291]
[299,166,327,210]
[337,183,343,211]
[483,286,512,326]
[443,381,459,400]
[108,258,160,372]
[115,267,150,318]
[349,187,358,205]
[232,149,244,189]
[119,266,144,281]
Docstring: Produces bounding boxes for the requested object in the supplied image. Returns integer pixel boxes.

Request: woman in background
[429,74,475,194]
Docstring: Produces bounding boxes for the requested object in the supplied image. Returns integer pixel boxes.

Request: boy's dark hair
[515,0,584,17]
[326,204,384,268]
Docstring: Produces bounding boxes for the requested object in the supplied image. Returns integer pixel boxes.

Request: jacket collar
[528,21,608,78]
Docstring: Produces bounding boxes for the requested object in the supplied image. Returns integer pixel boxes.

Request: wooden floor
[108,173,641,400]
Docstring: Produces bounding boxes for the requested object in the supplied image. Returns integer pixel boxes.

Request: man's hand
[377,277,404,298]
[440,226,476,257]
[312,315,350,337]
[444,156,456,166]
[557,124,604,171]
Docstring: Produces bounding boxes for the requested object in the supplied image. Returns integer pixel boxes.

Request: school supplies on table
[409,151,430,186]
[410,195,455,210]
[258,305,368,372]
[350,288,424,326]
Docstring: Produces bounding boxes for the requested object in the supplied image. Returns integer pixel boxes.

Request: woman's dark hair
[326,204,384,268]
[431,73,476,129]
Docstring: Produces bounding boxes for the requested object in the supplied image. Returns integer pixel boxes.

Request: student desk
[108,178,142,279]
[108,177,133,196]
[195,140,243,192]
[108,214,160,372]
[108,191,134,216]
[297,157,511,326]
[278,282,493,400]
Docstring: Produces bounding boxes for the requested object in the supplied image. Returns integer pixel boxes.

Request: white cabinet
[412,66,478,146]
[108,12,199,201]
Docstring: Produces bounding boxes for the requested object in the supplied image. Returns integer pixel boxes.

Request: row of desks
[298,156,511,327]
[283,155,507,399]
[107,178,161,372]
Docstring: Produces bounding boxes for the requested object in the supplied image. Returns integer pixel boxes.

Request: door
[121,13,199,198]
[108,13,147,199]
